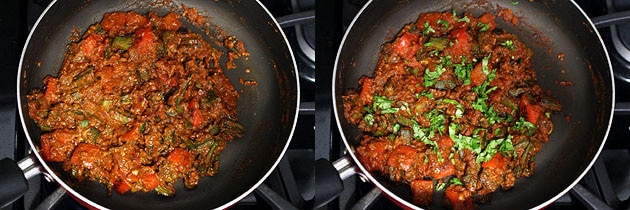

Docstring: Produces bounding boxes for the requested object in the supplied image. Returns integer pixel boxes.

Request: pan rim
[16,0,301,209]
[331,0,615,209]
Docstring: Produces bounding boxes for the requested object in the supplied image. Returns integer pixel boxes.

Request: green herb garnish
[501,40,515,51]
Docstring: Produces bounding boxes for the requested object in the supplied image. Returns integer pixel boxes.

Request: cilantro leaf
[449,123,482,154]
[423,22,436,35]
[423,64,446,87]
[364,113,374,126]
[452,10,470,23]
[501,40,515,51]
[441,98,465,119]
[453,58,473,85]
[478,22,490,32]
[373,95,399,114]
[437,19,450,29]
[513,117,537,136]
[450,177,463,185]
[482,55,491,75]
[436,182,448,191]
[477,135,514,163]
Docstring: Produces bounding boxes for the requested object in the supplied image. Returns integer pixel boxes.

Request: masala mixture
[27,11,248,196]
[342,11,561,209]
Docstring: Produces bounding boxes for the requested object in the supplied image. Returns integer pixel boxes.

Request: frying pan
[3,0,299,209]
[333,0,614,209]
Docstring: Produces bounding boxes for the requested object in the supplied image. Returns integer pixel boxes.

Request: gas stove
[0,0,315,209]
[317,0,630,210]
[1,0,630,210]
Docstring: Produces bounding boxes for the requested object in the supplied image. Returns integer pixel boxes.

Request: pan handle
[332,154,362,181]
[314,154,365,209]
[0,155,45,208]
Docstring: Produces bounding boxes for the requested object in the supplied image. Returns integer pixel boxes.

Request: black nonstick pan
[333,0,614,209]
[4,0,299,209]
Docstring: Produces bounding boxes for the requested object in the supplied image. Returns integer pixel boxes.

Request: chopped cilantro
[423,64,446,87]
[501,40,515,51]
[423,56,452,87]
[478,22,491,32]
[426,109,447,135]
[441,98,465,119]
[364,113,374,126]
[482,55,491,75]
[373,95,399,114]
[512,1,519,6]
[453,58,473,85]
[418,90,434,99]
[393,123,401,133]
[412,120,436,148]
[452,10,470,23]
[513,117,537,136]
[477,135,514,163]
[471,57,500,124]
[450,177,463,185]
[437,19,450,29]
[485,106,502,124]
[449,123,482,154]
[440,55,452,67]
[423,22,436,35]
[364,105,373,114]
[436,182,448,191]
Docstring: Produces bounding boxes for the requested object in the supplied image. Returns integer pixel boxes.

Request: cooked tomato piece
[386,145,419,181]
[393,32,419,59]
[447,28,472,58]
[116,181,132,194]
[482,153,507,170]
[356,140,391,172]
[129,27,157,60]
[140,172,160,191]
[430,159,455,180]
[167,148,192,169]
[520,94,542,124]
[78,34,105,61]
[40,130,76,162]
[470,62,487,87]
[445,185,474,210]
[69,143,101,169]
[120,123,141,143]
[191,109,204,128]
[101,12,149,35]
[157,12,182,31]
[477,13,497,32]
[410,179,434,207]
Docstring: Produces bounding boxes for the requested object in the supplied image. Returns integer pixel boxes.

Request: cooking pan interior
[334,0,613,209]
[18,0,298,209]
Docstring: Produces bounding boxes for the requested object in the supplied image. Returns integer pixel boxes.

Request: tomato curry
[27,11,247,196]
[342,11,561,209]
